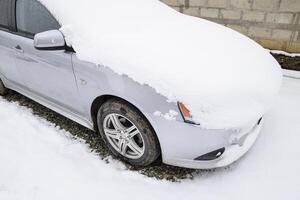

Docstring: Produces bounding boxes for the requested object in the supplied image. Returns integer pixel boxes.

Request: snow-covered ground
[0,75,299,200]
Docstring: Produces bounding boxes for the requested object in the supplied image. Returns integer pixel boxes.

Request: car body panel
[71,56,181,125]
[164,119,263,169]
[12,34,82,115]
[0,30,24,86]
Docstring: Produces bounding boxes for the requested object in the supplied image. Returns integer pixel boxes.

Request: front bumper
[151,115,263,169]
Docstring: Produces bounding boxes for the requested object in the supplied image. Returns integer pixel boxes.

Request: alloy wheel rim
[103,113,145,159]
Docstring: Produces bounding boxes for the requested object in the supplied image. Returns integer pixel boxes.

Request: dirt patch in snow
[272,54,300,71]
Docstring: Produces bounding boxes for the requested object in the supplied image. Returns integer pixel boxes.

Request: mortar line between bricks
[294,13,300,41]
[185,0,189,9]
[250,0,254,10]
[277,0,282,11]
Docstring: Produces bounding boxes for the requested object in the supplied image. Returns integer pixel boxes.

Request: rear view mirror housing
[34,30,66,50]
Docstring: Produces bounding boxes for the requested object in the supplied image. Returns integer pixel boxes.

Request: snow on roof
[39,0,282,129]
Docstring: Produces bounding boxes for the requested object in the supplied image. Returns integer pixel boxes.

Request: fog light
[194,148,225,161]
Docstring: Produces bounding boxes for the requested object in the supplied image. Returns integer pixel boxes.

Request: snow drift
[39,0,282,129]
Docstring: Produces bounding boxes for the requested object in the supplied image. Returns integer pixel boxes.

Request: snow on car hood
[40,0,282,129]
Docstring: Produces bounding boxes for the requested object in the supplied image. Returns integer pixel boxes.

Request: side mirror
[34,30,65,50]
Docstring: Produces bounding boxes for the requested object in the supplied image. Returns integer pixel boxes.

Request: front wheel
[97,99,160,167]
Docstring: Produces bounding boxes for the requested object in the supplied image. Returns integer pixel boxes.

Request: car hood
[41,0,282,129]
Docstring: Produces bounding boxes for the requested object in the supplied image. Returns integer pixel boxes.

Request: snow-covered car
[0,0,282,169]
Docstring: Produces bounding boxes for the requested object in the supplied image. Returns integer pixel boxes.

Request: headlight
[178,102,199,125]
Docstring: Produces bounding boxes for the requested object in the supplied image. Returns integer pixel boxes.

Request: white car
[0,0,282,169]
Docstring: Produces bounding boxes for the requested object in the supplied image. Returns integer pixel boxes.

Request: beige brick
[257,39,300,53]
[243,11,265,22]
[183,7,199,16]
[292,31,299,41]
[256,39,285,50]
[266,13,294,24]
[253,0,280,11]
[207,0,227,8]
[160,0,184,6]
[227,24,248,34]
[279,0,300,12]
[172,6,181,12]
[200,8,219,18]
[230,0,252,9]
[220,9,241,20]
[295,13,300,24]
[272,29,293,40]
[249,27,272,38]
[286,42,300,53]
[190,0,207,7]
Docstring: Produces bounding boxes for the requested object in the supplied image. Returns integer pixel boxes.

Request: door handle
[13,45,24,53]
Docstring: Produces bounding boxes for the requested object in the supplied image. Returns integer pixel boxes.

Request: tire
[97,99,160,167]
[0,79,8,96]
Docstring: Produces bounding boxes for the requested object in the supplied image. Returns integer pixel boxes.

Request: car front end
[148,102,263,169]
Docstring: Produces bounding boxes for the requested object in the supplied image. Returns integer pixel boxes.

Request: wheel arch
[90,94,162,162]
[91,94,156,133]
[90,94,156,134]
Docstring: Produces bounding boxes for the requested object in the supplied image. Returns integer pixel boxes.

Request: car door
[13,0,82,114]
[0,0,24,85]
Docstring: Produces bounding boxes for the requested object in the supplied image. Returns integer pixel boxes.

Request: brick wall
[161,0,300,53]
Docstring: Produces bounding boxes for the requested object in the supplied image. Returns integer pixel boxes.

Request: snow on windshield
[39,0,282,129]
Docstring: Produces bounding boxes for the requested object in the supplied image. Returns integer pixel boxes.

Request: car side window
[16,0,60,37]
[0,0,10,29]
